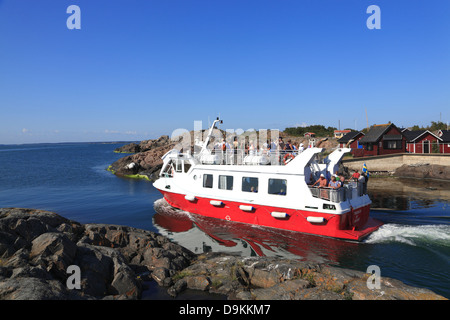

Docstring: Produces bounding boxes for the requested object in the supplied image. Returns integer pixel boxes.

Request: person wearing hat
[298,143,304,152]
[312,173,329,199]
[312,173,328,188]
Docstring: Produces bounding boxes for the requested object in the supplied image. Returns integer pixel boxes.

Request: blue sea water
[0,143,159,231]
[0,142,449,299]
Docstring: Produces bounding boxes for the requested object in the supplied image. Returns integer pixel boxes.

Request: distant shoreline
[0,141,140,147]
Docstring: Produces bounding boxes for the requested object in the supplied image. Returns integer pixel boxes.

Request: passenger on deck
[220,139,227,152]
[221,139,231,164]
[261,140,269,154]
[249,141,256,155]
[333,171,343,186]
[211,141,221,154]
[278,137,285,150]
[362,172,369,194]
[284,140,293,152]
[290,142,297,155]
[351,170,360,181]
[270,139,277,151]
[328,175,340,189]
[298,143,304,152]
[312,174,328,188]
[338,173,346,187]
[233,137,239,150]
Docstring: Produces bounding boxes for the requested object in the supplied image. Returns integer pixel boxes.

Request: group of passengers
[311,173,345,189]
[212,137,305,156]
[276,137,305,155]
[310,169,368,190]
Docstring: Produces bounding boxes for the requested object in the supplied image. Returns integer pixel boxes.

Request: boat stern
[336,217,384,241]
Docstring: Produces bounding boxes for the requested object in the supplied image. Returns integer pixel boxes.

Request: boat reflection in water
[153,198,358,265]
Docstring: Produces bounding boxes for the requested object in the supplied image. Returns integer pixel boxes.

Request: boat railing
[195,149,303,166]
[309,186,346,203]
[308,181,366,203]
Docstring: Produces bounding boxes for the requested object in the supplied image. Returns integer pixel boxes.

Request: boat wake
[153,198,192,217]
[364,223,450,247]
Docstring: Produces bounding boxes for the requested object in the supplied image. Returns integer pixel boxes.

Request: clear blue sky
[1,0,449,144]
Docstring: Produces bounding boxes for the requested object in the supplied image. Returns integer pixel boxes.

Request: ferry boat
[153,118,383,241]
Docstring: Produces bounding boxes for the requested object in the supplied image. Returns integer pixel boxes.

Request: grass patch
[106,165,116,174]
[106,166,151,181]
[172,270,194,281]
[123,174,151,181]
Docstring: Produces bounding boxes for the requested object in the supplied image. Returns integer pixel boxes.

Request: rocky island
[0,208,446,300]
[108,135,176,181]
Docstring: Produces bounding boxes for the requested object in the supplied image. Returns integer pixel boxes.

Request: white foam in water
[153,198,175,212]
[153,198,192,217]
[365,224,450,246]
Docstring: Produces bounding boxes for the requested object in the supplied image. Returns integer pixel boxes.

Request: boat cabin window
[203,174,213,188]
[184,162,191,173]
[175,160,182,173]
[268,178,287,196]
[242,177,258,193]
[219,175,233,190]
[162,160,175,177]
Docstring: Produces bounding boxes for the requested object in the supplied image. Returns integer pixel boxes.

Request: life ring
[283,153,295,165]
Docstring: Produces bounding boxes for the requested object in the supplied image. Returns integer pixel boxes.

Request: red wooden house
[403,129,442,153]
[337,131,365,156]
[357,123,407,157]
[438,130,450,153]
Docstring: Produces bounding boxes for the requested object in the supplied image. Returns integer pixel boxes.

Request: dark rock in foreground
[0,208,446,300]
[0,208,194,299]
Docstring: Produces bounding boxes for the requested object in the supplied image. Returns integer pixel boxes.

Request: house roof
[402,130,425,142]
[359,124,393,144]
[403,130,442,142]
[438,130,450,142]
[337,131,364,143]
[334,130,351,133]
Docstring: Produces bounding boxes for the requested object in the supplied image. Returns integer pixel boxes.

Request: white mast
[201,117,223,154]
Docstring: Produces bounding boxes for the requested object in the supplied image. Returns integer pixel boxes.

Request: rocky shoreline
[394,163,450,180]
[108,135,176,181]
[0,208,446,300]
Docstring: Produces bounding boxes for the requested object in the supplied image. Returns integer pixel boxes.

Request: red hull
[160,190,383,241]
